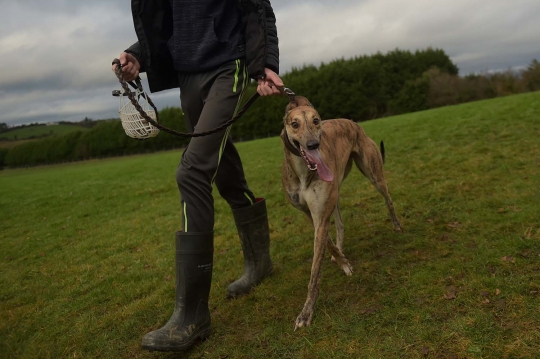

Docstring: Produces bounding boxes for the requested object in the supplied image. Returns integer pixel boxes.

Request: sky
[1,0,539,127]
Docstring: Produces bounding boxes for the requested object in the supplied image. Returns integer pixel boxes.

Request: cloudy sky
[1,0,539,126]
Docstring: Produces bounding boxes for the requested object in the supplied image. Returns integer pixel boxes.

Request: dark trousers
[176,58,256,232]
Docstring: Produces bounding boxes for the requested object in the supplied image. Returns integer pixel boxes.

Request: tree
[522,59,540,91]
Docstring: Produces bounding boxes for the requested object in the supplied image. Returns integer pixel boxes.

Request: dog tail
[380,141,385,164]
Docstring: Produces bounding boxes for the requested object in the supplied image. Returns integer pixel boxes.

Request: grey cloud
[2,76,180,125]
[270,0,368,12]
[275,0,540,75]
[1,0,540,126]
[1,72,76,94]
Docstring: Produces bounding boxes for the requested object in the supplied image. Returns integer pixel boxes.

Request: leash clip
[278,86,296,102]
[282,87,295,96]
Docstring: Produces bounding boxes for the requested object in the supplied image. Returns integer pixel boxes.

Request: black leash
[112,58,295,138]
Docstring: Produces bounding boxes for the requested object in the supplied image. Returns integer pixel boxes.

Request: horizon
[2,0,539,126]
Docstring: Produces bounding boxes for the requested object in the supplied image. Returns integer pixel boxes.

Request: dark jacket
[125,0,280,93]
[167,0,245,73]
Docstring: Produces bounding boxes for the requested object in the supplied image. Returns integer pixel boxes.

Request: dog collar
[283,130,301,157]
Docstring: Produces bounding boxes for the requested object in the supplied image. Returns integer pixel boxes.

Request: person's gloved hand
[111,52,140,82]
[257,68,284,96]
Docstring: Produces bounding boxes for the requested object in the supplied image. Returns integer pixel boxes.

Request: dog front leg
[334,203,344,252]
[295,220,328,330]
[301,209,350,276]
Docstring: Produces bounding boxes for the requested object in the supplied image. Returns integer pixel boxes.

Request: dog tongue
[304,149,334,182]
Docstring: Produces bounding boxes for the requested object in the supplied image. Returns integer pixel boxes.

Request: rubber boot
[227,198,273,298]
[141,231,213,352]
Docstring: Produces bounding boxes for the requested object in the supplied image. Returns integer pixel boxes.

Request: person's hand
[111,52,140,82]
[257,68,284,96]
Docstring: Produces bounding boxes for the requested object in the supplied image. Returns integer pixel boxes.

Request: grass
[0,124,89,141]
[1,92,539,359]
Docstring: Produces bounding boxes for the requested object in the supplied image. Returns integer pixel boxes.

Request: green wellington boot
[227,198,273,298]
[142,231,213,352]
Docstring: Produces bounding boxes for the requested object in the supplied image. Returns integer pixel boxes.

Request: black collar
[282,130,301,157]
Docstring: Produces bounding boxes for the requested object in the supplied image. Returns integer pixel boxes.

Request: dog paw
[341,261,353,276]
[332,256,353,275]
[294,311,313,331]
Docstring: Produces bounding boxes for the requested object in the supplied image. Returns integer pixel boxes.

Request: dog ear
[294,96,313,108]
[284,100,297,120]
[285,101,298,113]
[284,96,313,115]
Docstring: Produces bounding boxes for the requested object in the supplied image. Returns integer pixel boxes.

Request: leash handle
[111,58,264,139]
[112,58,141,92]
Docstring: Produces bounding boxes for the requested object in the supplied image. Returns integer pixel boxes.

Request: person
[112,0,283,352]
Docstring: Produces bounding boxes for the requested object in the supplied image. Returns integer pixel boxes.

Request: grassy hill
[0,124,90,141]
[0,92,539,358]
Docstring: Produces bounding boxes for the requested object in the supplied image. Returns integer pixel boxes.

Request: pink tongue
[305,149,334,182]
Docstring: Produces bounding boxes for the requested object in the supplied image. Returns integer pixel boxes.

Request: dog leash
[112,58,295,138]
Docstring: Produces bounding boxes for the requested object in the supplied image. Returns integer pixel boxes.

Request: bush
[521,59,540,91]
[0,148,8,169]
[6,47,463,167]
[424,59,539,109]
[389,73,431,114]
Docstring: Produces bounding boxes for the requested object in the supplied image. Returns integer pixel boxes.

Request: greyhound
[280,96,402,330]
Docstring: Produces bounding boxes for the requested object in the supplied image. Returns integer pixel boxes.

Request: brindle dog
[280,96,402,330]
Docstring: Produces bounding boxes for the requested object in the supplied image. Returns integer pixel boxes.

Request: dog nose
[306,140,319,150]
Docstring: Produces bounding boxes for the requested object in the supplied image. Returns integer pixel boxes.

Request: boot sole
[141,327,210,352]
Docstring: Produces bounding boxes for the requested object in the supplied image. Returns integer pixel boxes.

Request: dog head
[282,96,333,182]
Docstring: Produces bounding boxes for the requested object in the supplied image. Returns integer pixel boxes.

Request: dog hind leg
[327,234,353,275]
[352,152,402,231]
[374,179,402,231]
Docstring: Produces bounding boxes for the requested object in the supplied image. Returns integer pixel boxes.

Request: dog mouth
[293,140,334,182]
[294,140,318,172]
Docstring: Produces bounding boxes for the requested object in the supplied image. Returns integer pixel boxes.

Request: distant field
[0,139,36,149]
[0,124,89,141]
[1,92,539,358]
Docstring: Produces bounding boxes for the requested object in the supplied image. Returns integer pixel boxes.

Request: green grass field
[1,92,539,359]
[0,124,89,141]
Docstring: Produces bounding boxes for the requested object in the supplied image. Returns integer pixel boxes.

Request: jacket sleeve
[262,0,279,75]
[241,0,280,79]
[125,41,147,73]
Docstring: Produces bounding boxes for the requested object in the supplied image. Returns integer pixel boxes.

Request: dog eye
[292,122,299,129]
[313,118,320,125]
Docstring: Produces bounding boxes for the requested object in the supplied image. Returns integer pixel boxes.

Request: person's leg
[227,197,273,298]
[214,138,256,208]
[141,231,213,352]
[176,58,252,232]
[178,58,273,297]
[142,60,248,352]
[207,61,273,298]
